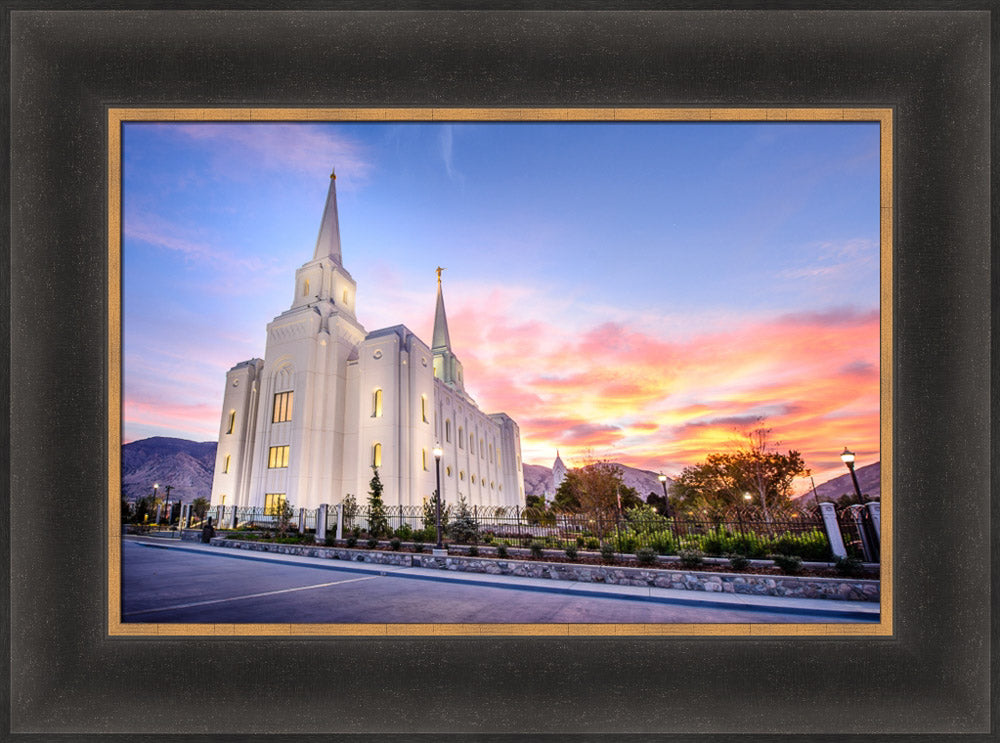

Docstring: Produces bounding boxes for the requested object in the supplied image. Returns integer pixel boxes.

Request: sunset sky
[121,120,881,489]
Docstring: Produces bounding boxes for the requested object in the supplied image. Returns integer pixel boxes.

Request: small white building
[209,171,525,512]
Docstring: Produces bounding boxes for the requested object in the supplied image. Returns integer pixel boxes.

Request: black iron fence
[130,500,881,564]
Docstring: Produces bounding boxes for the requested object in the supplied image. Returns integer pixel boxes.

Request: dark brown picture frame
[5,5,994,739]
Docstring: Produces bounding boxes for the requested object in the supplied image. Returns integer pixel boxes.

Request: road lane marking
[123,576,378,616]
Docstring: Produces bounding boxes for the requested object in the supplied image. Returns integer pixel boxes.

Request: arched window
[446,466,452,476]
[470,434,475,452]
[480,439,485,458]
[372,442,382,468]
[303,279,310,296]
[373,388,382,417]
[226,410,236,434]
[421,395,428,423]
[422,449,428,471]
[458,427,464,449]
[460,471,465,481]
[445,419,451,443]
[223,454,231,474]
[342,289,349,304]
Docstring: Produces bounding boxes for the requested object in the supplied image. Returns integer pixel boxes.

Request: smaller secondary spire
[432,268,452,352]
[313,167,343,263]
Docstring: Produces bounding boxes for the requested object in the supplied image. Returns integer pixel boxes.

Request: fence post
[818,502,848,559]
[336,503,344,540]
[866,501,881,539]
[298,507,306,534]
[314,504,328,544]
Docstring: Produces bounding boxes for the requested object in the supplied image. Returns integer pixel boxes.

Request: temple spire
[432,267,451,352]
[313,167,342,263]
[432,268,465,393]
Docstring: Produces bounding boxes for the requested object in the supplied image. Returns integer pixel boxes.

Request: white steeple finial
[313,167,342,263]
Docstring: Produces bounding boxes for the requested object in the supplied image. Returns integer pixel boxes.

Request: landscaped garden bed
[189,528,877,581]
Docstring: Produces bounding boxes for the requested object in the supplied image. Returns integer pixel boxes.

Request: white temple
[209,170,525,512]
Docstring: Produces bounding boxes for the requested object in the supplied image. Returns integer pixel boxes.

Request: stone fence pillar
[336,503,344,540]
[298,507,306,534]
[866,501,881,539]
[314,504,328,544]
[230,506,238,529]
[179,503,189,529]
[818,502,848,559]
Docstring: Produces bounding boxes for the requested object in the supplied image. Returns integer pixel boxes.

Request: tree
[190,497,210,521]
[341,494,359,530]
[552,462,641,515]
[273,498,294,536]
[367,467,389,537]
[447,496,480,544]
[670,420,809,521]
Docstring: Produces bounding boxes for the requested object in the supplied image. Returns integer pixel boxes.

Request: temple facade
[209,171,524,512]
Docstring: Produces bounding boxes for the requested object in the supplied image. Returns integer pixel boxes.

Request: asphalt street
[121,538,877,625]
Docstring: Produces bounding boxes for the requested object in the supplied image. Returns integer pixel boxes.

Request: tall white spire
[313,168,342,263]
[432,266,452,352]
[431,267,465,393]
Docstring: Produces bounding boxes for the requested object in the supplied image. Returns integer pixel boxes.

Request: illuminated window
[490,481,495,489]
[458,427,464,449]
[499,485,502,492]
[471,475,476,484]
[342,289,349,304]
[264,493,286,515]
[460,471,465,481]
[422,449,428,471]
[373,388,383,417]
[226,410,236,434]
[421,395,428,423]
[446,466,452,476]
[445,420,451,443]
[272,390,293,423]
[480,439,485,458]
[489,444,493,463]
[497,449,502,468]
[470,434,475,452]
[220,494,227,505]
[223,454,231,474]
[267,445,289,468]
[303,279,310,296]
[372,442,382,468]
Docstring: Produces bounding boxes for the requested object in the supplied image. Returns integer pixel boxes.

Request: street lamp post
[153,483,160,523]
[840,447,864,504]
[433,444,444,549]
[657,473,672,518]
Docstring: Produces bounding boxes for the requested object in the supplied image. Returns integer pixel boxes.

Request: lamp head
[658,473,667,483]
[840,447,856,465]
[433,445,443,460]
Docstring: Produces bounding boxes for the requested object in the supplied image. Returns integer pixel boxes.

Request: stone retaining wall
[207,537,880,602]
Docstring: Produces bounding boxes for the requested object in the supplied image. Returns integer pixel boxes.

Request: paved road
[121,539,877,625]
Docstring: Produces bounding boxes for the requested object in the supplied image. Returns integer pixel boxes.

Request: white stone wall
[210,358,263,508]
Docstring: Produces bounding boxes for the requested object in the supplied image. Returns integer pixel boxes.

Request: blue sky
[121,120,880,484]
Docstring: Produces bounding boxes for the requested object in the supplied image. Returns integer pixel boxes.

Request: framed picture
[109,107,889,638]
[6,6,993,740]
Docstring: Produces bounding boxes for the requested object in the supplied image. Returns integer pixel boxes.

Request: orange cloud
[438,286,878,488]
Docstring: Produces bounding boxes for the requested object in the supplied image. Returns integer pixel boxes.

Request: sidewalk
[124,535,880,621]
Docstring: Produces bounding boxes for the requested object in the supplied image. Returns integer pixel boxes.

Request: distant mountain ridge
[523,461,670,499]
[804,461,881,502]
[121,436,880,505]
[121,437,217,502]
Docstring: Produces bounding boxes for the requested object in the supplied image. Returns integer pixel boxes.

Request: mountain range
[121,436,879,503]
